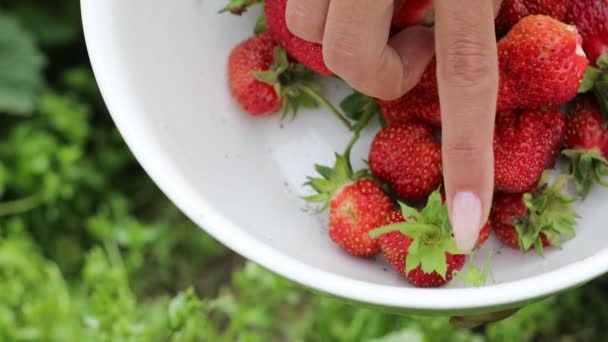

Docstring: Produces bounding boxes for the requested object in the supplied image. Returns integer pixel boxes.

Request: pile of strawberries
[225,0,608,287]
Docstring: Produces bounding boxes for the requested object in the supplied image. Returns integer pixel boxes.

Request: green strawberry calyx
[303,153,370,211]
[562,148,608,198]
[219,0,263,15]
[579,53,608,119]
[304,92,381,209]
[251,47,352,129]
[513,171,580,256]
[369,189,461,280]
[452,251,494,288]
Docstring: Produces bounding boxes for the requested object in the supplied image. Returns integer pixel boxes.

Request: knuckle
[323,34,363,75]
[286,3,316,39]
[444,31,495,87]
[444,138,488,163]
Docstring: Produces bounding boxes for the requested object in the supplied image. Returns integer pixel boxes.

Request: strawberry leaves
[253,47,352,128]
[513,172,579,255]
[580,53,608,119]
[369,189,461,280]
[562,149,608,198]
[219,0,263,14]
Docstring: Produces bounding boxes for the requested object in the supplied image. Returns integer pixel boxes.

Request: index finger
[434,0,499,253]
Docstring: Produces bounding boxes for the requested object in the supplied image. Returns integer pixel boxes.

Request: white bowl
[81,0,608,315]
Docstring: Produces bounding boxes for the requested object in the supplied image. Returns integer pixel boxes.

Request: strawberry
[392,0,435,30]
[368,122,442,202]
[497,15,589,111]
[565,0,608,66]
[492,172,579,254]
[376,93,441,127]
[305,151,394,257]
[495,0,567,35]
[228,33,283,115]
[264,0,332,76]
[371,190,465,287]
[228,33,351,125]
[563,95,608,197]
[494,107,566,193]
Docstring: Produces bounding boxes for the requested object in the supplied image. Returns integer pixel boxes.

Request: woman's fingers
[434,0,499,253]
[322,0,435,100]
[285,0,330,43]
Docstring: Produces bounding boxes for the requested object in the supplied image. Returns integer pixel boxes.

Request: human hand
[286,0,502,253]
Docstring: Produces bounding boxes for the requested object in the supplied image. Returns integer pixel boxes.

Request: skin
[286,0,502,255]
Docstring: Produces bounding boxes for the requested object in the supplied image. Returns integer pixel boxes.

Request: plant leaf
[254,14,267,34]
[578,66,601,93]
[0,14,45,115]
[339,91,371,120]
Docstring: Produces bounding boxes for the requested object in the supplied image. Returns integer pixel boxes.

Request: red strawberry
[495,0,567,35]
[371,190,465,288]
[369,122,442,202]
[392,0,435,30]
[565,0,608,66]
[494,107,566,193]
[264,0,332,76]
[497,15,589,111]
[376,93,441,127]
[563,95,608,197]
[306,154,394,257]
[228,33,351,125]
[228,33,283,115]
[491,173,579,254]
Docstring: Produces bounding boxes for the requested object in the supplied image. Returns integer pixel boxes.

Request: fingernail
[451,192,482,254]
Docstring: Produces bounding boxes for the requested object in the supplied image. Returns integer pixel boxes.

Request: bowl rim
[81,0,608,312]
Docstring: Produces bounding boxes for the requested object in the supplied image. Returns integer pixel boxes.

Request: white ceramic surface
[81,0,608,314]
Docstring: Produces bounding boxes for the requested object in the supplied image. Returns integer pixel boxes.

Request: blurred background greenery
[0,1,607,341]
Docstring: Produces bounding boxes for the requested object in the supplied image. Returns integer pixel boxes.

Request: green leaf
[594,79,608,119]
[219,0,263,14]
[254,14,267,34]
[339,91,371,120]
[0,14,45,114]
[420,246,447,277]
[333,154,352,181]
[314,165,335,179]
[578,66,602,93]
[405,252,421,274]
[251,70,279,85]
[368,223,408,238]
[596,53,608,70]
[398,201,421,221]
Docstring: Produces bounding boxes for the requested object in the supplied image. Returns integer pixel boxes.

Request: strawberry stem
[295,83,353,130]
[344,101,378,159]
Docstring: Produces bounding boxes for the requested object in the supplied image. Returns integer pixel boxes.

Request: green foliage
[0,14,45,114]
[0,2,607,341]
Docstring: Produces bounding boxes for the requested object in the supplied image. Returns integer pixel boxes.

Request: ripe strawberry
[369,122,442,202]
[376,93,441,127]
[565,0,608,66]
[305,153,394,257]
[494,107,566,193]
[371,190,465,287]
[264,0,332,76]
[497,15,589,111]
[492,173,579,254]
[563,95,608,197]
[228,33,283,115]
[392,0,435,30]
[495,0,567,35]
[228,33,351,125]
